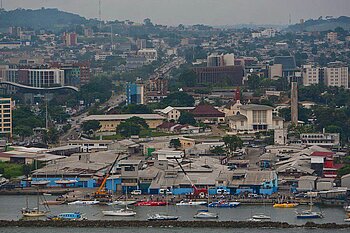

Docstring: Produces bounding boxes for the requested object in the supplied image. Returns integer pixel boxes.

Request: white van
[131,190,142,195]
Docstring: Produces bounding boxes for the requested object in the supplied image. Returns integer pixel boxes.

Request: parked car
[131,190,142,195]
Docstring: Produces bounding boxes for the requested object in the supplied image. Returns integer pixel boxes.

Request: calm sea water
[0,195,349,225]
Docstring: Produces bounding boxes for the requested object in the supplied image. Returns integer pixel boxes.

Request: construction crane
[93,153,121,199]
[175,158,207,198]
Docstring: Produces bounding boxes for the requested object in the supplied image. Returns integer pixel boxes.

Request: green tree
[126,117,149,129]
[116,121,141,137]
[210,146,226,156]
[121,104,152,114]
[82,120,101,134]
[169,138,181,149]
[337,165,350,177]
[223,135,243,154]
[179,69,197,87]
[160,92,195,107]
[178,112,196,125]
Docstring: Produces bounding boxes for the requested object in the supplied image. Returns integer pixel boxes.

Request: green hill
[287,16,350,32]
[0,8,88,30]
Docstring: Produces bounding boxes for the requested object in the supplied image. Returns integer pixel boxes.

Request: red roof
[157,122,177,129]
[191,104,225,117]
[311,151,334,158]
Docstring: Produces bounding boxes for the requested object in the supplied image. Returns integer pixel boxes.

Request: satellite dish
[250,68,254,73]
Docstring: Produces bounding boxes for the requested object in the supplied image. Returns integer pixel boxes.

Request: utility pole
[45,93,49,130]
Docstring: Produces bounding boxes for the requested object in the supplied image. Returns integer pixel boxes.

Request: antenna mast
[99,0,102,29]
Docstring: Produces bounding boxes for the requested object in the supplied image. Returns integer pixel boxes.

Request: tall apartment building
[207,53,234,67]
[0,98,12,137]
[327,32,338,42]
[62,32,78,46]
[324,66,349,89]
[302,65,320,86]
[126,82,145,105]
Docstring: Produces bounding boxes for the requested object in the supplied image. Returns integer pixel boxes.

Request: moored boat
[40,200,65,205]
[147,213,179,221]
[55,179,78,185]
[251,214,271,220]
[296,210,323,219]
[22,208,48,217]
[108,200,137,206]
[208,201,240,208]
[102,208,136,217]
[176,200,207,206]
[134,201,166,206]
[48,212,86,221]
[68,200,100,205]
[273,203,298,208]
[193,210,218,219]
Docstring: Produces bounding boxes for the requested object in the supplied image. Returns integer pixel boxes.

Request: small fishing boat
[48,212,86,221]
[296,210,323,219]
[68,200,100,205]
[176,200,207,206]
[193,210,218,219]
[273,203,298,208]
[147,213,179,221]
[251,214,271,220]
[208,201,240,208]
[102,208,136,217]
[134,201,166,206]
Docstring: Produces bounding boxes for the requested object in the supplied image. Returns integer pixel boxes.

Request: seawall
[0,220,349,229]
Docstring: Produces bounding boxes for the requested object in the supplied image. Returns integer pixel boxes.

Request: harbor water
[0,195,348,225]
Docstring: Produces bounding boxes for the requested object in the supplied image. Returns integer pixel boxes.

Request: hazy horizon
[3,0,350,26]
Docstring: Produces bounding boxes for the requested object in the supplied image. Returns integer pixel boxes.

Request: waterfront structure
[83,114,165,131]
[0,98,12,136]
[323,65,348,89]
[126,82,145,105]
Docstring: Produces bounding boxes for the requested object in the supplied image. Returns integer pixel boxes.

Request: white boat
[22,208,48,217]
[344,205,350,212]
[55,179,78,185]
[68,200,100,205]
[176,200,207,206]
[296,210,323,219]
[108,200,137,206]
[193,210,218,219]
[31,180,50,186]
[102,208,136,217]
[251,214,271,220]
[147,214,179,221]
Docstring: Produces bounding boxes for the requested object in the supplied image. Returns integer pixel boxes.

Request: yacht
[296,210,323,219]
[251,214,271,220]
[22,207,48,217]
[102,208,136,217]
[108,200,137,206]
[208,201,240,208]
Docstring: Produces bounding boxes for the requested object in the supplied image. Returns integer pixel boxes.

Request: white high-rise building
[207,53,235,67]
[324,66,349,89]
[302,65,320,86]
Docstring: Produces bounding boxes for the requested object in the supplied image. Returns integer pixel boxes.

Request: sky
[3,0,350,26]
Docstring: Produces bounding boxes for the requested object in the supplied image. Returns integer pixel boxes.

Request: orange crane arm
[96,154,121,194]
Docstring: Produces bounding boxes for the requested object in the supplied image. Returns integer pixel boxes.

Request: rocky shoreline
[0,220,349,229]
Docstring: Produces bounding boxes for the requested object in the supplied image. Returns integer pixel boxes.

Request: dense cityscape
[0,1,350,230]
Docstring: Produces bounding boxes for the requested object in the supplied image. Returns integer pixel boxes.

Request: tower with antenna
[289,13,292,25]
[99,0,102,29]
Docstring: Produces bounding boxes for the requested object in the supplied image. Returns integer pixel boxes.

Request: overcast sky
[3,0,350,26]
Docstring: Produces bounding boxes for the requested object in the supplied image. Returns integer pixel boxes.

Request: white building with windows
[302,65,320,86]
[137,49,158,62]
[324,66,348,89]
[227,104,284,133]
